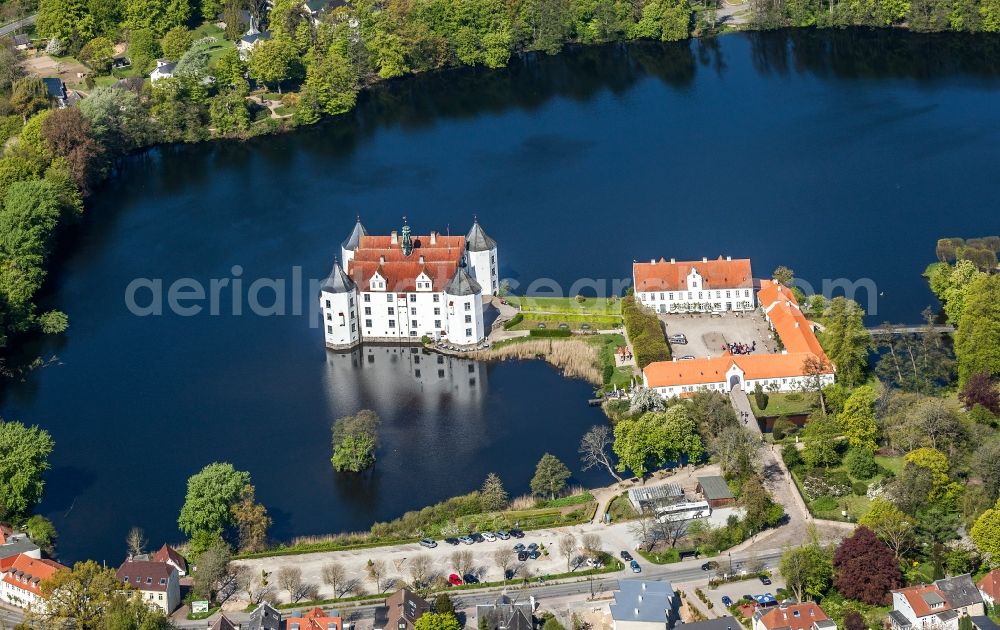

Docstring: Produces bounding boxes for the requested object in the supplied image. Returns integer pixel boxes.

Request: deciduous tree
[832,527,901,605]
[248,38,301,93]
[415,612,463,630]
[178,461,251,543]
[839,383,879,451]
[961,371,1000,414]
[0,419,54,518]
[579,424,622,482]
[859,499,915,558]
[971,498,1000,558]
[331,409,380,472]
[779,539,832,602]
[955,274,1000,385]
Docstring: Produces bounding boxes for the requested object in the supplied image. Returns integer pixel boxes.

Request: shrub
[812,496,838,512]
[772,417,795,440]
[503,313,523,330]
[602,363,614,384]
[782,443,803,469]
[802,470,851,500]
[845,448,878,480]
[529,328,572,338]
[852,481,869,496]
[754,383,769,410]
[785,393,803,402]
[575,294,586,303]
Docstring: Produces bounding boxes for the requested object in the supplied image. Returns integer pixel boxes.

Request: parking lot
[659,311,776,360]
[697,568,787,612]
[236,522,639,603]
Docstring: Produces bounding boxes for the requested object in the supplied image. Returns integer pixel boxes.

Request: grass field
[750,391,818,418]
[509,296,622,316]
[192,23,236,68]
[791,455,903,521]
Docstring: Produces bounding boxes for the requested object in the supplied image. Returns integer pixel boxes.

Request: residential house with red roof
[320,218,497,349]
[287,606,343,630]
[0,553,67,610]
[978,570,1000,606]
[152,543,187,576]
[889,575,985,630]
[633,256,755,314]
[752,602,835,630]
[641,276,835,398]
[116,558,181,614]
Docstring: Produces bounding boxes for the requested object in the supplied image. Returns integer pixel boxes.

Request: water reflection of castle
[322,345,487,415]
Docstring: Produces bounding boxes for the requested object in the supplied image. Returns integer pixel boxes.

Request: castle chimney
[430,231,437,245]
[419,255,425,264]
[379,256,385,264]
[634,609,639,616]
[670,258,676,264]
[391,231,398,244]
[726,255,732,261]
[650,259,655,264]
[702,256,708,262]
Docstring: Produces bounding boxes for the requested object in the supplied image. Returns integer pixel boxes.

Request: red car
[448,573,463,586]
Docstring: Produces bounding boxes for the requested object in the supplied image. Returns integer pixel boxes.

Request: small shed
[697,475,735,508]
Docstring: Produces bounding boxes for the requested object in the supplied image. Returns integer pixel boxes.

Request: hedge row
[503,313,524,330]
[621,296,671,368]
[528,328,573,338]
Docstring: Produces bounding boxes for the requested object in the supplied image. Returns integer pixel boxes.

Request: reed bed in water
[471,339,602,384]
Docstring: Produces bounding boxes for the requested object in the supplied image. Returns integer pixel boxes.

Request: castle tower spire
[401,217,413,256]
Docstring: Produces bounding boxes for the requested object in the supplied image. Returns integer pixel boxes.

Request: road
[172,548,785,628]
[0,14,35,37]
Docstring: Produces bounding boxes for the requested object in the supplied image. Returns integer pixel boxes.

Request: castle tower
[319,260,360,349]
[465,219,498,296]
[341,217,367,266]
[444,267,484,346]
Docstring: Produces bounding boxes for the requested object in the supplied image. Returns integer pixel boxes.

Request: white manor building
[642,273,836,399]
[633,256,755,313]
[320,219,498,349]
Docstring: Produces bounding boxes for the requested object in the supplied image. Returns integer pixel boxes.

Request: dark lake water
[3,29,1000,563]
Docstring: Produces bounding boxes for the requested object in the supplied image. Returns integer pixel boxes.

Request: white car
[482,532,497,542]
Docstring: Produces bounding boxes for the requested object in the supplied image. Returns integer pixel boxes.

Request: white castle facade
[320,219,498,350]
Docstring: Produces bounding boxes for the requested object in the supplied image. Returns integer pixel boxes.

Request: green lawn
[607,492,638,522]
[509,312,623,331]
[509,296,622,316]
[876,455,904,475]
[791,455,903,522]
[750,391,818,418]
[192,22,236,69]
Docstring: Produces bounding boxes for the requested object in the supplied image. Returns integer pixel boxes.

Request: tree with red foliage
[960,371,1000,414]
[40,108,106,194]
[833,527,902,605]
[844,611,866,630]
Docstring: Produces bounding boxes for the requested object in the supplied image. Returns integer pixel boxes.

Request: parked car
[722,596,733,607]
[668,335,688,344]
[701,561,719,571]
[513,543,526,553]
[528,550,541,560]
[458,536,474,545]
[448,573,463,586]
[444,537,460,546]
[496,530,511,540]
[620,551,633,562]
[464,574,480,584]
[679,355,696,360]
[517,551,529,562]
[630,560,641,573]
[510,528,525,538]
[419,538,437,549]
[504,569,515,580]
[482,532,497,542]
[586,558,604,568]
[471,533,485,543]
[527,543,539,552]
[759,575,772,585]
[742,595,754,602]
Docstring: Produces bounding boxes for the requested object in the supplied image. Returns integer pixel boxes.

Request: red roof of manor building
[116,559,176,592]
[644,352,822,389]
[754,603,830,630]
[348,232,467,293]
[979,570,1000,601]
[287,607,343,630]
[758,281,828,361]
[2,554,66,597]
[632,257,753,293]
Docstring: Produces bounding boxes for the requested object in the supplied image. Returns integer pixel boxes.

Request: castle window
[365,307,371,315]
[364,294,370,302]
[411,320,417,328]
[409,294,416,302]
[388,307,395,315]
[435,320,441,328]
[365,319,372,327]
[325,300,330,308]
[465,315,472,323]
[466,328,472,336]
[433,295,440,302]
[386,294,393,302]
[389,320,395,328]
[464,302,471,311]
[434,308,440,315]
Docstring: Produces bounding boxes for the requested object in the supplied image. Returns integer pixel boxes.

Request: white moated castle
[319,218,498,349]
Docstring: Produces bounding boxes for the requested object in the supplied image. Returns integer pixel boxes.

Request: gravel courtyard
[658,312,776,359]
